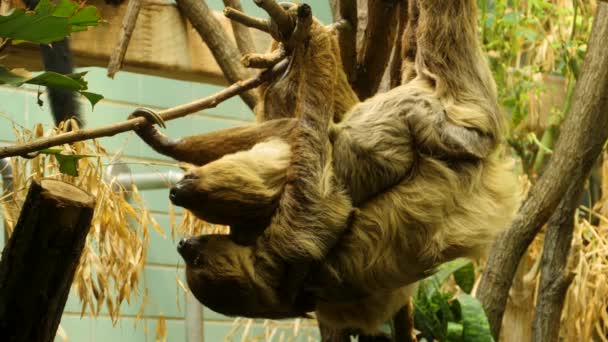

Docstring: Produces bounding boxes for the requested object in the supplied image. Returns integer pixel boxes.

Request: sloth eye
[193,255,202,267]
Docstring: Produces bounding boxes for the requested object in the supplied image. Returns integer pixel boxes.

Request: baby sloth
[133,0,520,333]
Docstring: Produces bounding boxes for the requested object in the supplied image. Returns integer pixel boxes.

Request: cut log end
[40,179,95,207]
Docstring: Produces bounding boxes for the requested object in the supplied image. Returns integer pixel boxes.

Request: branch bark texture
[330,0,358,84]
[531,182,580,342]
[353,0,399,100]
[0,62,288,159]
[175,0,258,109]
[0,179,95,342]
[107,0,143,78]
[477,3,608,338]
[222,0,257,55]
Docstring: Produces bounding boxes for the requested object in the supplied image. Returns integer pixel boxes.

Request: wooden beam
[0,179,95,342]
[3,0,271,85]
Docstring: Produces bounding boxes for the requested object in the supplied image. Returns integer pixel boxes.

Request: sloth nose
[169,186,179,204]
[177,238,186,253]
[170,184,188,206]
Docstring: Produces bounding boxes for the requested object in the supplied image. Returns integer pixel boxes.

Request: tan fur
[169,0,520,333]
[253,6,358,123]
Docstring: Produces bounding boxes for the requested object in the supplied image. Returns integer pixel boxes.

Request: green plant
[414,259,493,342]
[0,0,103,107]
[480,0,594,176]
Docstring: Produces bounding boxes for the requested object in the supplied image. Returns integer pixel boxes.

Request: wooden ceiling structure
[2,0,271,85]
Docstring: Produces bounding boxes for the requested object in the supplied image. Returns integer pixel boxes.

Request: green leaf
[0,67,102,108]
[26,71,86,91]
[455,294,494,342]
[39,149,94,176]
[447,322,464,342]
[68,6,102,32]
[0,0,101,44]
[419,258,472,298]
[453,261,475,294]
[80,91,104,109]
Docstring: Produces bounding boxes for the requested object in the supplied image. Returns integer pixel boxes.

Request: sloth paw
[241,46,287,69]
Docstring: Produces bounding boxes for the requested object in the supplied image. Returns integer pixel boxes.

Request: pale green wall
[0,1,333,340]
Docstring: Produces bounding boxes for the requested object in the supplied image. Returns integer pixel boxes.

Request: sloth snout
[177,238,186,251]
[177,238,201,266]
[170,180,192,206]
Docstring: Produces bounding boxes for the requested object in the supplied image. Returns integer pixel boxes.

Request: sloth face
[177,234,311,319]
[169,168,277,227]
[169,140,290,228]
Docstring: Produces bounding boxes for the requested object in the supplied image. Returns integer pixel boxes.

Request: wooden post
[0,179,95,342]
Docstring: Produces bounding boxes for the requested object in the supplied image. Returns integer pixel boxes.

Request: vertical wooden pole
[0,179,95,342]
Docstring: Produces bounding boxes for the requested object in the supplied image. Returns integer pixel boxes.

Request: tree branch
[532,183,581,342]
[477,3,608,339]
[175,0,258,110]
[0,61,288,159]
[353,0,400,100]
[389,1,408,89]
[224,7,271,34]
[107,0,144,78]
[253,0,293,39]
[222,0,257,55]
[329,0,358,84]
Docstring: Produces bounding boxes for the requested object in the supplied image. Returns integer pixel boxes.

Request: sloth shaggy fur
[134,0,520,333]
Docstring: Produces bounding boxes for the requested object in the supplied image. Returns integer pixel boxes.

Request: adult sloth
[133,0,520,333]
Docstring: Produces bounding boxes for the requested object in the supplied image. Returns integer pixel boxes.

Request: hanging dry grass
[0,119,162,323]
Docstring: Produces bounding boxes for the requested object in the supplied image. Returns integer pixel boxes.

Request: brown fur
[252,3,358,123]
[148,0,520,333]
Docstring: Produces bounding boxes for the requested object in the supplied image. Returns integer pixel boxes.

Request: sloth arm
[132,117,297,166]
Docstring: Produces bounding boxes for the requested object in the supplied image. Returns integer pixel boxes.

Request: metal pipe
[104,163,184,191]
[185,290,205,342]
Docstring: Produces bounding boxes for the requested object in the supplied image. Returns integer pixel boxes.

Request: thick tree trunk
[532,183,582,341]
[353,0,400,100]
[0,179,95,342]
[476,3,608,339]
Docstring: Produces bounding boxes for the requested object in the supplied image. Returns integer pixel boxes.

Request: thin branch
[389,1,408,89]
[175,0,258,110]
[477,3,608,338]
[107,0,143,78]
[222,0,257,55]
[224,7,270,34]
[329,0,358,84]
[253,0,293,39]
[353,0,400,100]
[0,61,288,159]
[532,183,581,342]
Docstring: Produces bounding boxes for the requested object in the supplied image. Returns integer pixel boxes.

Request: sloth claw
[129,107,166,129]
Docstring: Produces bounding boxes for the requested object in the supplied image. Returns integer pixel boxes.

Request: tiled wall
[0,1,333,341]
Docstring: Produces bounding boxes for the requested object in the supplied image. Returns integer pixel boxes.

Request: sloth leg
[129,107,297,165]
